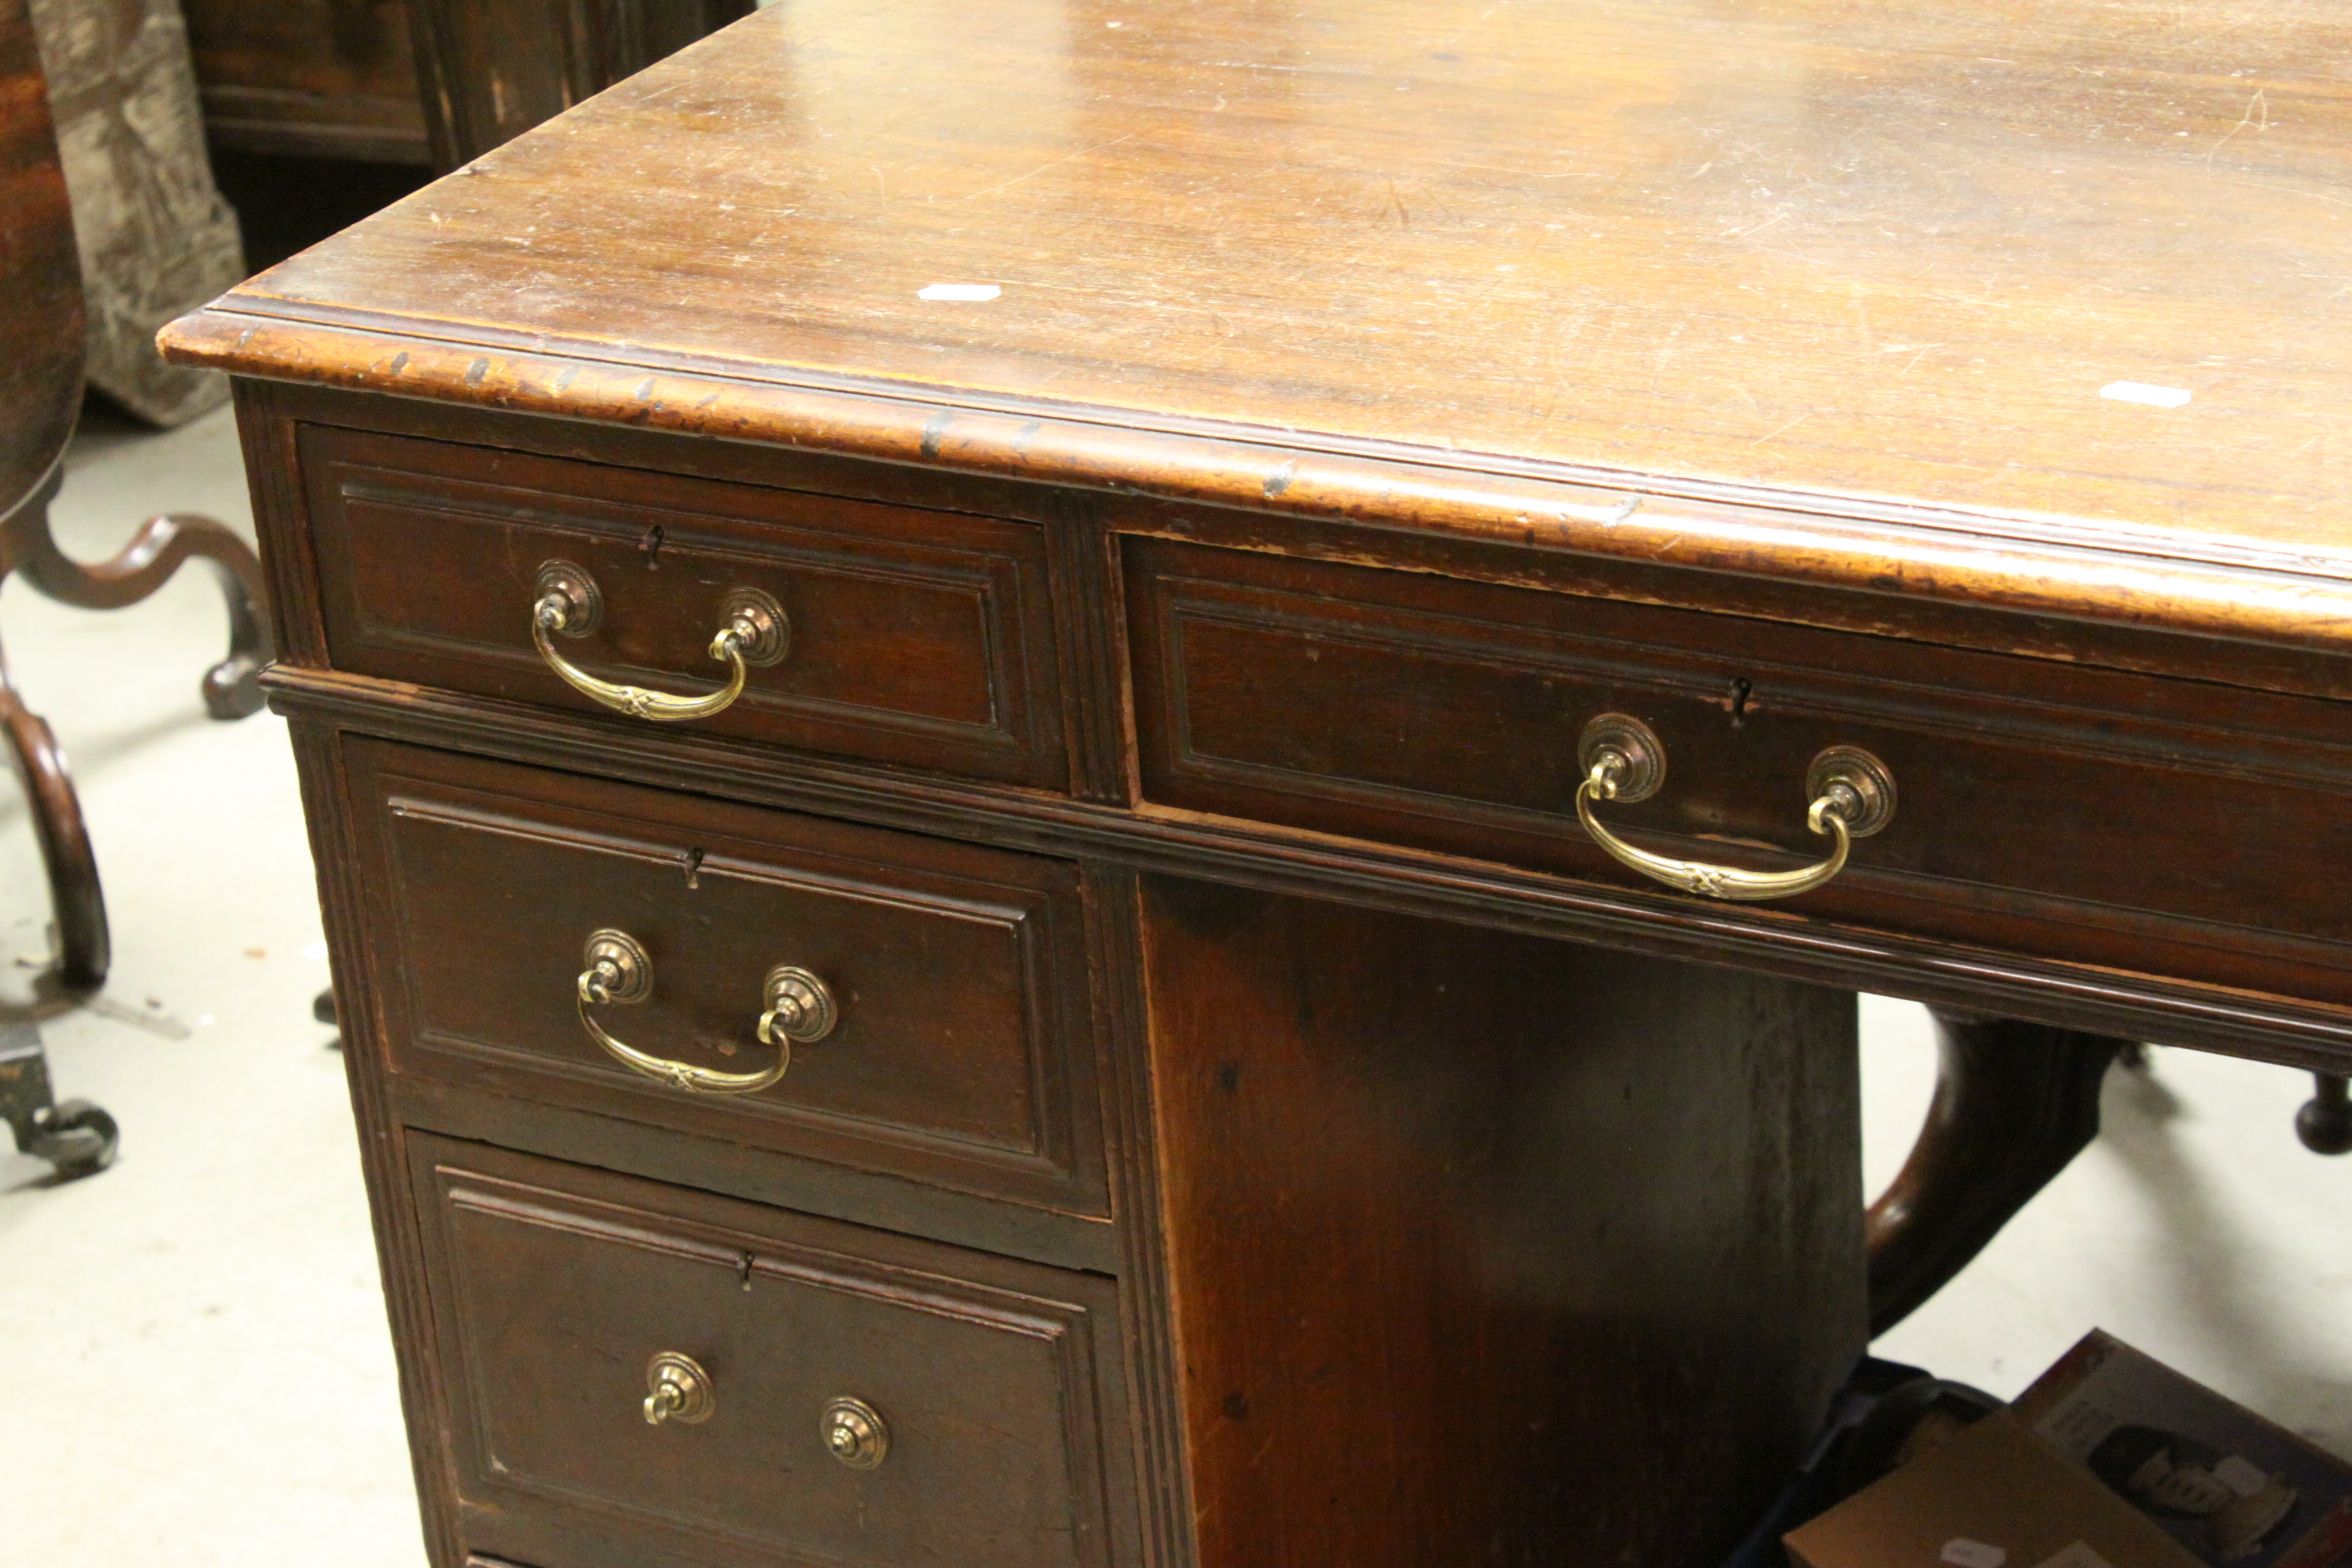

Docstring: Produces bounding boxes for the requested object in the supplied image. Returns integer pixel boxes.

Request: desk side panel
[1140,878,1865,1568]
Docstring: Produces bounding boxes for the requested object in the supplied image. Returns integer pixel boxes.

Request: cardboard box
[1785,1410,2206,1568]
[2014,1332,2352,1568]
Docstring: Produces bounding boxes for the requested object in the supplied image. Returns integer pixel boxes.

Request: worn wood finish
[1142,880,1863,1567]
[304,425,1069,788]
[171,4,2352,1563]
[344,738,1107,1215]
[409,1135,1141,1568]
[163,0,2352,671]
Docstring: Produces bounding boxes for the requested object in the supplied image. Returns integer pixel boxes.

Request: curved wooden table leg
[0,677,109,990]
[1865,1009,2126,1337]
[15,509,272,719]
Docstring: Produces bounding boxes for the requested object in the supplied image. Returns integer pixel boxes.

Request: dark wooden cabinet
[184,0,431,162]
[185,0,752,166]
[164,1,2352,1564]
[406,0,753,168]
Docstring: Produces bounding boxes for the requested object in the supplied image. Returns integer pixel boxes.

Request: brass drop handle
[820,1397,889,1469]
[1573,714,1895,903]
[575,928,838,1095]
[531,559,789,722]
[643,1351,715,1426]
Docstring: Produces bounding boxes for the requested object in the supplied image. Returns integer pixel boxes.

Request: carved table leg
[11,505,272,718]
[0,490,273,989]
[0,672,108,989]
[1865,1008,2127,1337]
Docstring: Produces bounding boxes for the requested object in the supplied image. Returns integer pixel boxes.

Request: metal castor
[2,1021,118,1181]
[25,1097,118,1179]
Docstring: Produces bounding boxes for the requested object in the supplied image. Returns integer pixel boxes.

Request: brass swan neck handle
[575,928,837,1095]
[531,559,788,723]
[1572,714,1894,904]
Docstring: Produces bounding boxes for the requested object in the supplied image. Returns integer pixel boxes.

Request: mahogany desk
[164,3,2352,1564]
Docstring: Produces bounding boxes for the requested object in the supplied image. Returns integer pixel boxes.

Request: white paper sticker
[1942,1540,2008,1568]
[2215,1455,2271,1497]
[2099,380,2192,408]
[917,282,1002,302]
[2033,1544,2115,1568]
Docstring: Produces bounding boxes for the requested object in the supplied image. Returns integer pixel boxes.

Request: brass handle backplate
[821,1396,889,1469]
[643,1351,715,1426]
[532,559,788,722]
[1573,713,1894,903]
[576,928,838,1095]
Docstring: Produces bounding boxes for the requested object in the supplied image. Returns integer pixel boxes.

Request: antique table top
[167,0,2352,657]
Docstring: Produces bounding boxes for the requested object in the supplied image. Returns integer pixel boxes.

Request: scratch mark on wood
[959,134,1137,202]
[2206,88,2269,164]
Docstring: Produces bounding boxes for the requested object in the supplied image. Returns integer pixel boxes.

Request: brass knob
[643,1351,715,1426]
[820,1396,889,1469]
[759,965,838,1048]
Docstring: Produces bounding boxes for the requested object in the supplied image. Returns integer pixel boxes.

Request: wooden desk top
[166,0,2352,658]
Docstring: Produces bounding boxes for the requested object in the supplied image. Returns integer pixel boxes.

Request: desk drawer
[345,740,1105,1214]
[300,426,1067,788]
[1127,538,2352,1006]
[410,1136,1136,1568]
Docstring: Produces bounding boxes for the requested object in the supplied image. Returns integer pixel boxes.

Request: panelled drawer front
[301,425,1067,788]
[1126,537,2352,1006]
[345,739,1106,1215]
[409,1136,1137,1568]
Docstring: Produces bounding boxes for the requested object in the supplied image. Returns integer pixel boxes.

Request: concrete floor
[3,406,2346,1564]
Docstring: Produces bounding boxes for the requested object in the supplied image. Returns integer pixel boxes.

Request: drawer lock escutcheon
[643,1351,715,1426]
[821,1396,890,1469]
[533,559,789,723]
[1574,713,1894,903]
[576,928,838,1095]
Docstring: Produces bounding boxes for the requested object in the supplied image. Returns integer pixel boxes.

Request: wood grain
[1141,879,1863,1567]
[165,0,2352,655]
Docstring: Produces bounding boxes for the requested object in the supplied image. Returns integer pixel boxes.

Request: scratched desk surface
[179,0,2350,591]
